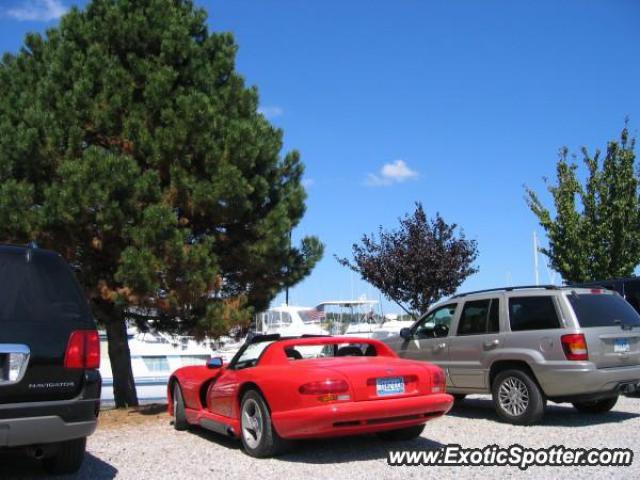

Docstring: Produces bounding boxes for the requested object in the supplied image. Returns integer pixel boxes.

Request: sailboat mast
[533,231,540,286]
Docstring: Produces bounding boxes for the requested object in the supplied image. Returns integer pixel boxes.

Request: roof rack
[451,285,560,299]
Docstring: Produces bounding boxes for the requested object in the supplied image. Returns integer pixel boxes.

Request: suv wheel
[42,437,86,474]
[492,369,546,425]
[572,396,618,414]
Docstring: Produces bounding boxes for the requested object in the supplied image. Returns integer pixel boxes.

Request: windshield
[568,293,640,328]
[233,341,275,369]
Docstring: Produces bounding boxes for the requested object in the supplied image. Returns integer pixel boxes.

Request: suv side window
[457,298,500,335]
[508,296,560,331]
[414,304,456,339]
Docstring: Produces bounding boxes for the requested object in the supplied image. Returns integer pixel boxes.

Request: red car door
[207,368,240,418]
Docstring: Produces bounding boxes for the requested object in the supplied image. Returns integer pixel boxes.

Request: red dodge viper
[168,335,453,457]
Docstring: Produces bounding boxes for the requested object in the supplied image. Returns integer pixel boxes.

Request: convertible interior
[285,343,377,360]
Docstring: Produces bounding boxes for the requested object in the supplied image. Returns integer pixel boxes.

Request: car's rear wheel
[492,369,545,425]
[42,437,86,474]
[572,396,618,414]
[240,390,287,458]
[173,384,189,431]
[376,424,425,441]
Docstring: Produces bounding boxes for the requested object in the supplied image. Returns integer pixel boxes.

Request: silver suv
[383,285,640,425]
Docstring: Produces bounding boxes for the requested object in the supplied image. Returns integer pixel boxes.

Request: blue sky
[2,0,640,314]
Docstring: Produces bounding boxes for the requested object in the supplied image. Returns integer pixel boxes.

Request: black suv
[0,244,101,474]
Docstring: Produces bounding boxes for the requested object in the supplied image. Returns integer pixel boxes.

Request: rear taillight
[299,379,350,402]
[65,330,100,369]
[431,368,446,393]
[561,333,588,361]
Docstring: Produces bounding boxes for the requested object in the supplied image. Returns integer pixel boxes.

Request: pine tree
[0,0,323,407]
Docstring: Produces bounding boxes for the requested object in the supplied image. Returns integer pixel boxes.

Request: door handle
[434,342,447,351]
[483,339,500,350]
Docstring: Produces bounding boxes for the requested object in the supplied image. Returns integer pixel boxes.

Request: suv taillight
[561,333,588,361]
[65,330,100,369]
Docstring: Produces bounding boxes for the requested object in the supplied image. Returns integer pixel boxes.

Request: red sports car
[168,335,453,457]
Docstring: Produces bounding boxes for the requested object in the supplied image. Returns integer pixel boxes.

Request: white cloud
[6,0,68,22]
[365,159,419,186]
[258,106,284,119]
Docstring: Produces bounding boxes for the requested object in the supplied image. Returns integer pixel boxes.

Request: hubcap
[498,377,530,417]
[241,399,264,449]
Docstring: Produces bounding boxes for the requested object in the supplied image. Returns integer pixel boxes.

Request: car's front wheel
[492,369,546,425]
[573,396,618,414]
[240,390,288,458]
[376,424,425,441]
[42,437,86,474]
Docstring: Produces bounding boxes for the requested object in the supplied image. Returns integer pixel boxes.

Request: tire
[491,369,546,425]
[376,424,425,441]
[573,396,618,414]
[240,390,287,458]
[42,437,86,475]
[173,383,189,431]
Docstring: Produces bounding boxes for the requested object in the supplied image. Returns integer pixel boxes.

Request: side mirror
[207,357,224,369]
[400,327,412,340]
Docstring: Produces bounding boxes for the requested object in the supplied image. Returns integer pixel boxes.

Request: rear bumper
[272,393,453,439]
[535,362,640,399]
[0,415,96,448]
[0,371,100,448]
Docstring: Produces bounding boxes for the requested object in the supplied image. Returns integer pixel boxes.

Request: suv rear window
[0,251,88,324]
[509,296,560,331]
[568,292,640,328]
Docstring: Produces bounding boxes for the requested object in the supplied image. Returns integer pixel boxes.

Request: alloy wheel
[498,376,530,416]
[241,398,264,449]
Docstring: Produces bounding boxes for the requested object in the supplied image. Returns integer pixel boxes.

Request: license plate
[614,339,630,353]
[376,377,405,396]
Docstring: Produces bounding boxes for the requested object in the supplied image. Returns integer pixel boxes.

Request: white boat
[99,330,215,403]
[316,299,413,338]
[256,304,329,336]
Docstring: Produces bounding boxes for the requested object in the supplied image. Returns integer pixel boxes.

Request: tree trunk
[105,316,139,408]
[93,298,139,408]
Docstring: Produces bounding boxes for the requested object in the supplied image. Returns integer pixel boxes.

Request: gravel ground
[1,394,639,479]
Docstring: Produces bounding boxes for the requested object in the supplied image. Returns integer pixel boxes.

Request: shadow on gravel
[0,452,117,480]
[449,397,640,426]
[187,426,242,451]
[134,403,168,416]
[278,435,446,464]
[182,423,443,463]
